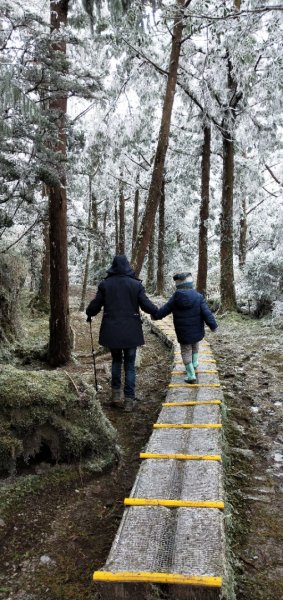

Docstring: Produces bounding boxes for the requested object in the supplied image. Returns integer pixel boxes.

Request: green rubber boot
[184,362,196,384]
[192,352,199,369]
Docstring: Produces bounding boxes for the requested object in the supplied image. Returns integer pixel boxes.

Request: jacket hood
[174,289,199,309]
[106,255,136,277]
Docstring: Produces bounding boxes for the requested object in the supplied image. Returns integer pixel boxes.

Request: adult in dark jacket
[154,272,218,383]
[86,255,158,411]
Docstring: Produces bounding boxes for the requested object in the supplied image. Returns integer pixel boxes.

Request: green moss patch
[0,366,117,475]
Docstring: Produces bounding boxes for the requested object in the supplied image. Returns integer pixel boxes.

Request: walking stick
[89,320,98,391]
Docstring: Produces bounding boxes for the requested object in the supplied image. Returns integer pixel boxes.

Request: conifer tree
[197,124,211,297]
[132,0,192,275]
[48,0,71,366]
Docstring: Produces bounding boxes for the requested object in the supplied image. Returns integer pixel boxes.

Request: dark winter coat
[86,255,158,349]
[155,287,218,344]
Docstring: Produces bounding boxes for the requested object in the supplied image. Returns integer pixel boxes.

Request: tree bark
[115,202,119,254]
[156,178,165,295]
[132,0,189,275]
[37,207,50,310]
[220,128,237,310]
[219,0,242,311]
[48,0,71,366]
[90,191,100,284]
[79,238,91,311]
[239,196,247,268]
[118,175,125,254]
[102,206,110,270]
[131,174,140,259]
[79,177,92,311]
[27,231,37,293]
[146,224,155,293]
[197,124,211,297]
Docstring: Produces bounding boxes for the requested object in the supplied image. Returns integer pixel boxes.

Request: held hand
[86,315,92,323]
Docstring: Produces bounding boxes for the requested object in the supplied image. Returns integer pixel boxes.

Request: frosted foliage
[0,0,282,302]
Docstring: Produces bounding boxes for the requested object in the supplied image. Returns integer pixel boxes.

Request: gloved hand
[86,315,92,323]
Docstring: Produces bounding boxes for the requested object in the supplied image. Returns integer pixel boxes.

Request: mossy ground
[0,363,117,475]
[0,287,172,600]
[209,314,283,600]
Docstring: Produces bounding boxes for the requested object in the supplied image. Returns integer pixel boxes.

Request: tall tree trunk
[156,178,165,295]
[118,175,125,254]
[28,232,37,293]
[219,0,241,311]
[197,124,211,297]
[220,129,236,310]
[37,208,50,310]
[102,206,109,269]
[132,0,189,275]
[146,224,155,293]
[92,190,98,231]
[79,239,91,311]
[115,202,119,254]
[131,174,140,259]
[239,196,247,268]
[48,0,71,366]
[79,177,92,311]
[91,192,100,284]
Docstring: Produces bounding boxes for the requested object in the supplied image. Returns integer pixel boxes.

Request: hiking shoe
[111,389,124,408]
[124,397,136,412]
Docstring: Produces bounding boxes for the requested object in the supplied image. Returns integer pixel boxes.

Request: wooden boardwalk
[93,316,227,600]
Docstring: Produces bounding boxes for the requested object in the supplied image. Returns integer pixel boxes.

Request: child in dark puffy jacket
[154,272,218,383]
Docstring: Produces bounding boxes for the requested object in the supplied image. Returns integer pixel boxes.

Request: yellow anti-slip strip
[140,452,221,461]
[93,571,222,587]
[154,423,222,429]
[175,351,212,355]
[124,498,224,509]
[163,400,222,406]
[169,383,221,388]
[196,369,217,374]
[172,369,218,375]
[175,359,216,364]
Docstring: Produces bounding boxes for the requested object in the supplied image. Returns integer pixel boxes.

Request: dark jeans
[110,348,137,398]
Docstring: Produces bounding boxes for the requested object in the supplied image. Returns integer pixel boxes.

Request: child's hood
[174,289,199,309]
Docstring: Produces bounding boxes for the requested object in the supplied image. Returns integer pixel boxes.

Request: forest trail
[0,297,282,600]
[0,288,172,600]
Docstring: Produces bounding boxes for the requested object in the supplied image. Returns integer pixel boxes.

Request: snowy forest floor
[0,292,283,600]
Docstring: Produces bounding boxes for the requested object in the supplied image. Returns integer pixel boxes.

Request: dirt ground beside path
[209,314,283,600]
[0,304,172,600]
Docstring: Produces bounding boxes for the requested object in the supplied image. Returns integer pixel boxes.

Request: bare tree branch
[124,154,150,171]
[0,217,40,253]
[121,36,223,131]
[247,188,280,215]
[184,5,283,22]
[108,172,148,191]
[265,163,283,186]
